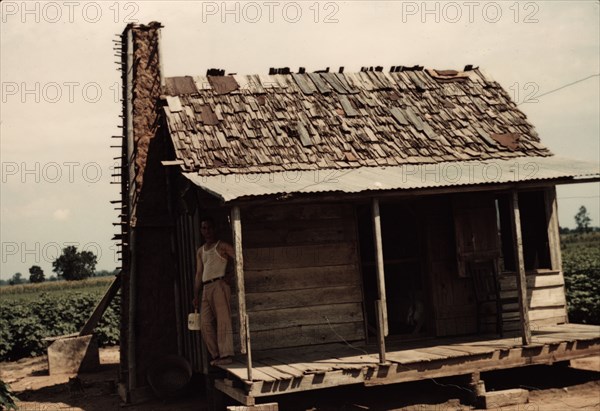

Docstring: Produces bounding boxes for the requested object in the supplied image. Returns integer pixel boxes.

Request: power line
[518,73,600,106]
[558,195,600,200]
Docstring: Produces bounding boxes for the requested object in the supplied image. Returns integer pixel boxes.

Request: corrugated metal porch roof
[183,156,600,203]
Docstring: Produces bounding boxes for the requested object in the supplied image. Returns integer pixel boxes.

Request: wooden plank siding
[423,200,479,337]
[241,203,365,351]
[452,194,502,335]
[174,211,206,373]
[499,269,568,331]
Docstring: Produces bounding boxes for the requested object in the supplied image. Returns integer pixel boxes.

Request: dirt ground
[1,347,598,410]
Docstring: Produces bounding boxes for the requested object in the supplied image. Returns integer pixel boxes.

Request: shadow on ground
[269,363,599,411]
[10,358,599,410]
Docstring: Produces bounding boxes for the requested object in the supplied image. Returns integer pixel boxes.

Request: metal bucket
[188,310,201,331]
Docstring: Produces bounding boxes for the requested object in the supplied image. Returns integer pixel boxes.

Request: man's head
[200,217,217,242]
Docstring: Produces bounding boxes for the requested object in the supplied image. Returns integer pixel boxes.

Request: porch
[215,323,600,406]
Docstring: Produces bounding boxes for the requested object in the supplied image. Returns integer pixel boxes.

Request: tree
[28,265,45,283]
[559,226,571,235]
[94,269,120,277]
[52,246,97,281]
[575,206,592,233]
[8,273,22,286]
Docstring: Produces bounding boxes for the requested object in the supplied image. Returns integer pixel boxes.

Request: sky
[1,1,599,280]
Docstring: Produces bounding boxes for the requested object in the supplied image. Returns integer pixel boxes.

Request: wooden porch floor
[215,323,600,405]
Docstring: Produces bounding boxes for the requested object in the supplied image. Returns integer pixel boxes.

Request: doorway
[356,201,430,338]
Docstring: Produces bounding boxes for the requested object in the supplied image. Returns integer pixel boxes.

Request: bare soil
[1,347,598,410]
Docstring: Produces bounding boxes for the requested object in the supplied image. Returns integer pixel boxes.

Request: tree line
[2,245,118,286]
[559,206,598,234]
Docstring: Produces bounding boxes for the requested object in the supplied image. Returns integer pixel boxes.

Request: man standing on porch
[192,217,235,366]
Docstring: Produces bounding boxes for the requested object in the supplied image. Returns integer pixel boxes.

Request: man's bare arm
[219,242,236,285]
[220,241,236,260]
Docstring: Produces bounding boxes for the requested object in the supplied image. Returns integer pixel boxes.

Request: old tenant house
[115,23,600,408]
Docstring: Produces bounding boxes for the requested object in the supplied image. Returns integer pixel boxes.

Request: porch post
[509,191,532,345]
[231,206,248,354]
[372,198,389,337]
[544,187,562,271]
[375,300,386,364]
[244,314,253,381]
[545,187,568,324]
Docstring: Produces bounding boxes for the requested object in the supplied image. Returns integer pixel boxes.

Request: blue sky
[1,1,599,280]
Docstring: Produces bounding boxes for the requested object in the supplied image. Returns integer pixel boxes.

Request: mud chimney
[121,21,164,226]
[117,22,177,403]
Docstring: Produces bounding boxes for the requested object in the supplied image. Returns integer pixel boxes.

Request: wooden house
[115,23,600,408]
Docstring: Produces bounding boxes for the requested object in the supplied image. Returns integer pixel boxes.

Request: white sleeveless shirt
[201,240,228,282]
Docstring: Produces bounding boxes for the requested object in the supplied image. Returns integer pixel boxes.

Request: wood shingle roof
[162,68,551,176]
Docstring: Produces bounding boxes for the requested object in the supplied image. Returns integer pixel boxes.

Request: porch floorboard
[216,323,600,404]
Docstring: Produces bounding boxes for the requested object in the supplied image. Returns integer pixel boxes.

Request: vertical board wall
[240,203,365,350]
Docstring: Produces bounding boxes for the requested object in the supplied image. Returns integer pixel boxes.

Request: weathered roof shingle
[162,68,551,176]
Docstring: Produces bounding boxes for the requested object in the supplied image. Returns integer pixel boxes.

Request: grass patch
[0,277,114,302]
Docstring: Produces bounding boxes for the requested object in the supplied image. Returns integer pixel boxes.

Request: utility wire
[558,195,600,199]
[518,73,600,105]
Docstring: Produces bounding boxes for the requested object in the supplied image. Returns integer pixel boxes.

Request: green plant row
[0,291,120,361]
[0,276,114,296]
[561,233,600,325]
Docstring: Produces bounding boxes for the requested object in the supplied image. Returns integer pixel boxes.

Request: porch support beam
[372,198,388,337]
[509,191,532,345]
[244,314,253,381]
[231,206,248,354]
[544,187,562,271]
[545,187,568,323]
[375,300,386,364]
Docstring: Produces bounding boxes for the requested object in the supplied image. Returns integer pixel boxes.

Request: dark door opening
[356,201,429,338]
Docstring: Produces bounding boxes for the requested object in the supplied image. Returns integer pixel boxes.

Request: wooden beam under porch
[215,323,599,406]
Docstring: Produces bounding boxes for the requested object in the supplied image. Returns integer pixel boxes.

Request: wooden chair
[468,259,503,336]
